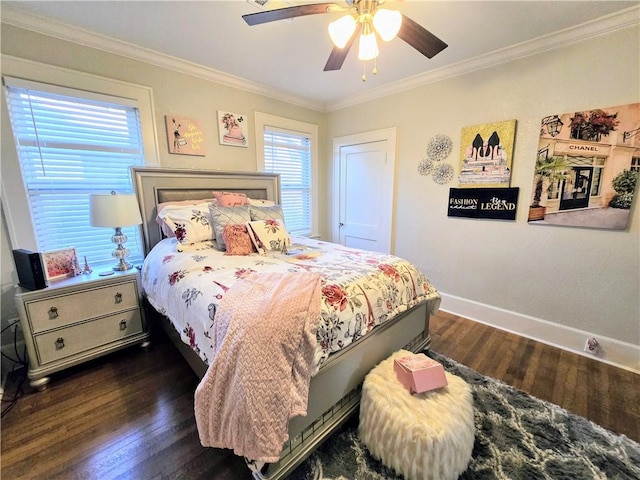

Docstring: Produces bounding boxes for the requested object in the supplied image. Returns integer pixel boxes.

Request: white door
[333,128,396,253]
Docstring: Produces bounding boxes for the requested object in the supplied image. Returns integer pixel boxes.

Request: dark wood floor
[2,310,638,480]
[430,311,639,444]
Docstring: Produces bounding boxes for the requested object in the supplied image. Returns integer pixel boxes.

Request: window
[1,58,158,269]
[254,113,318,237]
[263,129,311,235]
[4,79,145,267]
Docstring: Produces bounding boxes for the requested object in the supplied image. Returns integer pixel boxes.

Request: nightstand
[14,269,150,391]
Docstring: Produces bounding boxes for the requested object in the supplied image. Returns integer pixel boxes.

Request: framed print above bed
[217,111,248,147]
[164,115,206,156]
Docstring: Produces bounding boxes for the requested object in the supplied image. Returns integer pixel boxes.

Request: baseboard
[439,293,640,374]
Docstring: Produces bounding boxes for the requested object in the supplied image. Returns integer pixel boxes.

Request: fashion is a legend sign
[448,188,519,220]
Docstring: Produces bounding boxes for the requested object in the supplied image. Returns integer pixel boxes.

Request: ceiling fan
[242,0,448,75]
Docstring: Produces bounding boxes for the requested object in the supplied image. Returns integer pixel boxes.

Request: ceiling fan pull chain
[372,58,378,76]
[362,60,367,82]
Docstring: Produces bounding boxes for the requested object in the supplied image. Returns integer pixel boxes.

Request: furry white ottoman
[358,350,475,480]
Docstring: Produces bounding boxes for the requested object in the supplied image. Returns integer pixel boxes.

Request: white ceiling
[2,1,638,110]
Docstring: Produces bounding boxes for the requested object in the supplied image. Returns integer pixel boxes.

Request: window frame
[254,112,319,238]
[1,55,159,252]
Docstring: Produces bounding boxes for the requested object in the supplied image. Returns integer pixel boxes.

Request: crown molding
[326,5,640,112]
[0,7,326,112]
[2,5,638,114]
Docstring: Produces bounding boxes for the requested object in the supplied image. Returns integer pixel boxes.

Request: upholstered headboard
[131,167,280,254]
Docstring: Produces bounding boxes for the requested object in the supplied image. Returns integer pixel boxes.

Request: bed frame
[131,167,441,480]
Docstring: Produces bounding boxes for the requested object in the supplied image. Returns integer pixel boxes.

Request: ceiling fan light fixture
[242,0,447,76]
[372,8,402,42]
[328,14,357,48]
[358,28,379,61]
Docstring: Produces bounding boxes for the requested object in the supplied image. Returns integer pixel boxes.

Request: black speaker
[13,249,47,291]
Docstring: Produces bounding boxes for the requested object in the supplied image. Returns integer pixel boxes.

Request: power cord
[1,319,28,418]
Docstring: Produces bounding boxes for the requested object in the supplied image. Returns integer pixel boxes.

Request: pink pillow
[222,224,254,256]
[212,191,248,207]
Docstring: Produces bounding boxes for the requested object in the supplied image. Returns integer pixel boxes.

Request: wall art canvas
[458,120,517,188]
[42,247,78,281]
[165,115,206,156]
[529,102,639,230]
[217,111,248,147]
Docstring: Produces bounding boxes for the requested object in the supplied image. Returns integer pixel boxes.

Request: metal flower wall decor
[433,163,455,184]
[417,134,454,185]
[426,134,453,161]
[417,158,434,176]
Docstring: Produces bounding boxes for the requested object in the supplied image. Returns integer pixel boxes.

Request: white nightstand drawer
[34,309,143,365]
[26,281,138,333]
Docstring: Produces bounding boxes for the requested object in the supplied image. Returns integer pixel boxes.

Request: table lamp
[90,191,142,271]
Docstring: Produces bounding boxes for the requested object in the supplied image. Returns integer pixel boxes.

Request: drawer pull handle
[48,307,58,319]
[55,337,65,350]
[114,292,123,304]
[119,319,127,331]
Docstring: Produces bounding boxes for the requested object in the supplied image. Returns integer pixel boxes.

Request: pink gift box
[394,353,448,394]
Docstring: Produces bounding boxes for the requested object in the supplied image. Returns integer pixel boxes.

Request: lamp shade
[328,15,357,48]
[358,31,379,61]
[90,192,142,228]
[372,9,402,42]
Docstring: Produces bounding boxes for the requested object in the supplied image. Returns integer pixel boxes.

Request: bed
[131,166,441,479]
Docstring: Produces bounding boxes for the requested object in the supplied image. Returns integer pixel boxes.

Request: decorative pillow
[156,198,217,237]
[158,202,215,244]
[211,191,249,207]
[249,204,286,223]
[209,204,251,250]
[222,224,254,256]
[247,219,291,255]
[248,198,276,207]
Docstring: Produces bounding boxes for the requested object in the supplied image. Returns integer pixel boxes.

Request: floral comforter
[141,236,440,373]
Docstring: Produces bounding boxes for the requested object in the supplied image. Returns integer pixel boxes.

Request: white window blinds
[263,128,312,236]
[4,78,145,267]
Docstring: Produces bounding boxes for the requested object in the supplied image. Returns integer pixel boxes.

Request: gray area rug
[290,351,640,480]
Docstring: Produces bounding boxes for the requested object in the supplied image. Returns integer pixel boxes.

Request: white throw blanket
[194,271,322,462]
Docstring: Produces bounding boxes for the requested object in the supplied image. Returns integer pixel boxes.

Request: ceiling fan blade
[324,23,362,71]
[397,14,448,59]
[243,3,343,26]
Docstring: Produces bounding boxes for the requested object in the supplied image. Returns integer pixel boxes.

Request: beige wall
[0,25,326,330]
[1,22,638,359]
[326,25,640,346]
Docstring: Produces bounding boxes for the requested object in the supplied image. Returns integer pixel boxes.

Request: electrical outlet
[584,337,599,354]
